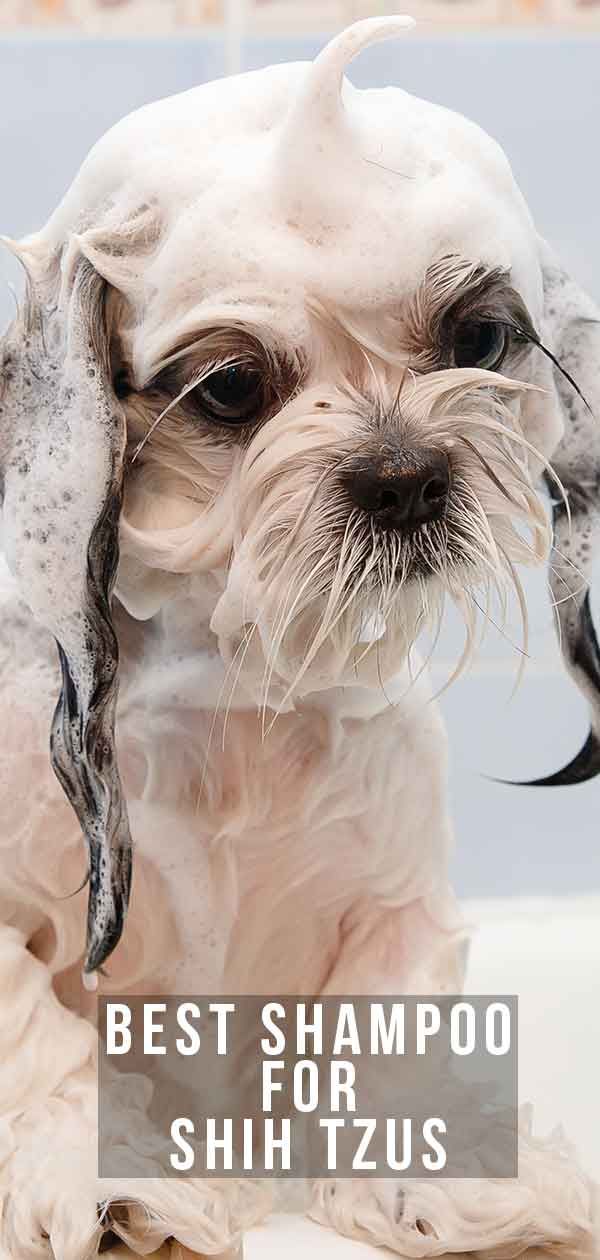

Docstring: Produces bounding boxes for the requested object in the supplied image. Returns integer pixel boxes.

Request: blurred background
[1,0,599,899]
[2,0,600,35]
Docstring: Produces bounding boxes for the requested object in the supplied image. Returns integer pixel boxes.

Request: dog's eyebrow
[141,319,302,389]
[404,254,592,411]
[426,255,536,338]
[136,301,303,383]
[145,335,243,385]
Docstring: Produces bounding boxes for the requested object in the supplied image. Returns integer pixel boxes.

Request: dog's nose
[345,444,450,531]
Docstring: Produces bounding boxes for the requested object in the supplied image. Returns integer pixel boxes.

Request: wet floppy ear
[0,235,132,975]
[523,242,600,785]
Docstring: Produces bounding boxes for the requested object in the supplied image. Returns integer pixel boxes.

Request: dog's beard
[209,370,550,715]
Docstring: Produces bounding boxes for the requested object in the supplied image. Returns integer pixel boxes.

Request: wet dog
[0,17,598,1258]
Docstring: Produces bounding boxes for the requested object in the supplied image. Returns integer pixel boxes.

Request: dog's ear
[524,242,600,785]
[0,236,132,975]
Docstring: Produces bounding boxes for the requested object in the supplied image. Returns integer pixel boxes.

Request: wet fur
[0,234,597,1257]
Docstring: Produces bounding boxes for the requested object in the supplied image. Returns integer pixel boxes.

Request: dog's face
[2,17,599,972]
[98,21,557,708]
[120,254,549,711]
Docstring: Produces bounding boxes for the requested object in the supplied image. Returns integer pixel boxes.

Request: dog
[1,15,599,1258]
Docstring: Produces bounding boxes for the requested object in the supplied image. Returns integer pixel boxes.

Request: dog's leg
[311,898,596,1259]
[0,924,269,1259]
[0,658,271,1259]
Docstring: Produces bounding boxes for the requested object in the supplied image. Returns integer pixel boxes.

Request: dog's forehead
[44,38,541,353]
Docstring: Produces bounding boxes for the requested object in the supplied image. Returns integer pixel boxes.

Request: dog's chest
[122,672,450,996]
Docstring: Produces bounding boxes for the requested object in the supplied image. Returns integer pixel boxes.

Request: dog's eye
[453,321,509,371]
[195,364,266,425]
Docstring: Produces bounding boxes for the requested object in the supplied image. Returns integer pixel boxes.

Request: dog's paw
[96,1181,266,1258]
[2,1109,268,1260]
[3,1172,265,1259]
[310,1121,596,1257]
[310,1181,446,1257]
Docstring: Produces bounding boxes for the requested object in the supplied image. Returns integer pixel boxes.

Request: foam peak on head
[275,16,416,229]
[280,16,415,147]
[291,15,415,120]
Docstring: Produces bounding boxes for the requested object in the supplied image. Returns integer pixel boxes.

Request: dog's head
[2,17,599,973]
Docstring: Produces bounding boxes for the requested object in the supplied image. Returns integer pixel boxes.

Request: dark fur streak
[49,270,132,971]
[573,591,600,693]
[539,593,600,784]
[515,730,600,788]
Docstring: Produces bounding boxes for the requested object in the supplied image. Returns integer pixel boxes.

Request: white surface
[246,1214,385,1260]
[464,895,600,1183]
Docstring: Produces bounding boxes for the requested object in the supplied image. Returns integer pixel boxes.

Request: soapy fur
[0,16,598,1259]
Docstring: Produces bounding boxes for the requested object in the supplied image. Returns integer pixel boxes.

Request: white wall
[1,32,599,896]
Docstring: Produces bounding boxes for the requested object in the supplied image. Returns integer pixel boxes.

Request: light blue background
[1,31,599,896]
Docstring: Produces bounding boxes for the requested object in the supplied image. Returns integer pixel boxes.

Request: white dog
[0,16,599,1259]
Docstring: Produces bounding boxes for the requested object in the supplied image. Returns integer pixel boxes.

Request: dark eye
[195,364,266,425]
[453,321,509,371]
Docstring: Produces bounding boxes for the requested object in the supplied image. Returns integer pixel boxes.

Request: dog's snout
[344,444,451,532]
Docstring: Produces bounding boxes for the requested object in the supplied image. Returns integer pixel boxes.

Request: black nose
[344,444,451,532]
